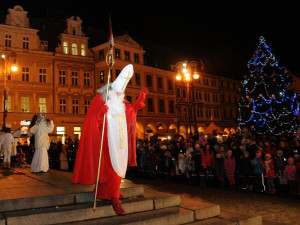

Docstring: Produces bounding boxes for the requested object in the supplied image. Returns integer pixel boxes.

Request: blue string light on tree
[238,36,300,136]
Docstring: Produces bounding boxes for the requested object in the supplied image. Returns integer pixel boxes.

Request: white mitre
[111,64,134,93]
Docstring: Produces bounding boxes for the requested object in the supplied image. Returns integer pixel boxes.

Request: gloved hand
[140,87,149,95]
[100,104,109,114]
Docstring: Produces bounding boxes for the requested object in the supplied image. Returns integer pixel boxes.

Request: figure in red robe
[72,64,148,215]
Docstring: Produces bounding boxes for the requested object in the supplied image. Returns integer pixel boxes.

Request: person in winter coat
[201,144,215,186]
[284,157,297,196]
[294,154,300,196]
[262,139,277,157]
[263,153,276,194]
[224,149,236,187]
[252,150,266,193]
[214,152,226,188]
[237,150,253,191]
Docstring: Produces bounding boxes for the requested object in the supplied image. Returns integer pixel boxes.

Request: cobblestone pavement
[127,175,300,225]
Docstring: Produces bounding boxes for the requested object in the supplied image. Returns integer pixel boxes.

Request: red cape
[72,92,145,185]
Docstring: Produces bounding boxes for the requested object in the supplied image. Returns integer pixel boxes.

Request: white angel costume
[29,114,54,172]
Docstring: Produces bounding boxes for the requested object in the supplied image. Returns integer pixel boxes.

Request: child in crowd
[16,148,26,167]
[214,152,225,188]
[201,144,215,186]
[252,150,266,193]
[295,154,300,196]
[59,147,69,171]
[264,153,276,194]
[284,157,297,196]
[237,150,253,191]
[224,149,236,188]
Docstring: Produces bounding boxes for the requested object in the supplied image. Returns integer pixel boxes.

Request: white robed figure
[29,114,54,173]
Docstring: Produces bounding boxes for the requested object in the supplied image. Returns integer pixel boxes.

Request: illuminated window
[3,96,11,112]
[39,98,47,113]
[63,41,68,54]
[21,97,30,112]
[74,126,82,140]
[71,43,78,55]
[81,44,86,56]
[56,126,66,143]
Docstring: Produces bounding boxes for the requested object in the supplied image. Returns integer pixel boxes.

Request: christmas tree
[238,36,299,136]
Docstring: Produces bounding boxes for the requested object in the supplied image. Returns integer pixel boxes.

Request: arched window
[71,43,78,55]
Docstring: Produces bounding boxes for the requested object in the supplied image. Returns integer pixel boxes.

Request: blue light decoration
[238,36,300,136]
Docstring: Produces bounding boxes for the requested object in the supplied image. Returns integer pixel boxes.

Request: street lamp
[174,60,203,138]
[1,53,18,131]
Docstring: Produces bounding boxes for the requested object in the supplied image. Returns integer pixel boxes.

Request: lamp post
[1,53,18,131]
[174,60,203,138]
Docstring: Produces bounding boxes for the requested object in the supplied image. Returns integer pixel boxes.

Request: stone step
[57,201,220,225]
[0,191,262,225]
[58,207,188,225]
[220,209,263,225]
[187,217,237,225]
[177,196,262,225]
[0,186,144,212]
[185,209,262,225]
[2,195,181,225]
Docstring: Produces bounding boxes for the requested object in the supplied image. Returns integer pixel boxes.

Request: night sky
[1,1,300,79]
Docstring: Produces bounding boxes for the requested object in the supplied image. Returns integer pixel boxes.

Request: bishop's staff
[93,16,115,211]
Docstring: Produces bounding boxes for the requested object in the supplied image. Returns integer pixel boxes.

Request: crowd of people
[2,125,300,198]
[133,128,300,198]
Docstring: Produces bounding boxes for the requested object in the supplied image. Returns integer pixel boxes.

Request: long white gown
[29,120,54,172]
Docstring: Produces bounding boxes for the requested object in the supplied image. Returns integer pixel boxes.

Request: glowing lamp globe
[184,73,191,81]
[176,74,182,80]
[11,65,18,72]
[193,73,199,79]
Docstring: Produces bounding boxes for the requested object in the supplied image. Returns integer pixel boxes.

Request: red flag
[109,16,114,50]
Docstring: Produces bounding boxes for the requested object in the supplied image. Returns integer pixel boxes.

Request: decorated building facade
[0,5,240,142]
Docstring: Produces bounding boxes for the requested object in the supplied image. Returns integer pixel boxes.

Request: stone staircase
[0,185,262,225]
